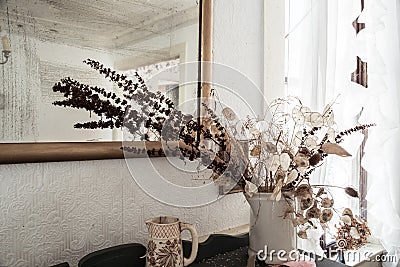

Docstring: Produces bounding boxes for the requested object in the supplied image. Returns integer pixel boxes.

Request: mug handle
[180,222,198,266]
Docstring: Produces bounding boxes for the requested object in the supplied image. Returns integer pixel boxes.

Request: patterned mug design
[146,216,198,267]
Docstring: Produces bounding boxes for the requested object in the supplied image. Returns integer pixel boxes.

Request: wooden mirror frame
[0,0,213,164]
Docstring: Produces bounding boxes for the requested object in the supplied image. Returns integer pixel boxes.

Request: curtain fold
[358,0,400,265]
[286,1,400,264]
[286,0,361,254]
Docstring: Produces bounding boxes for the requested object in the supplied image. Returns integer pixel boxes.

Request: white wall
[0,1,267,266]
[213,0,265,117]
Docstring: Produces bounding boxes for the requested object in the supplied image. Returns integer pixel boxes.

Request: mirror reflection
[0,0,200,142]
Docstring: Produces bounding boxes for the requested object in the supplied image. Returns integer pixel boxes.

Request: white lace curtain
[286,0,400,265]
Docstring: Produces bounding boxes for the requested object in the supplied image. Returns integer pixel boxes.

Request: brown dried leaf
[316,188,325,197]
[291,217,299,227]
[345,187,359,198]
[321,143,352,157]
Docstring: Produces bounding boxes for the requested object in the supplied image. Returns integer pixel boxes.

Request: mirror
[0,0,213,164]
[0,0,202,143]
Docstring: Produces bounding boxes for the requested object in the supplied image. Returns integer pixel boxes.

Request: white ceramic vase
[246,192,297,264]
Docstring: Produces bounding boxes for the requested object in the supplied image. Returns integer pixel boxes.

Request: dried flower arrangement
[53,59,247,183]
[53,59,374,243]
[237,97,375,240]
[336,208,371,250]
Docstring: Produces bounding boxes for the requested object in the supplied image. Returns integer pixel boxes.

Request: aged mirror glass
[0,0,201,143]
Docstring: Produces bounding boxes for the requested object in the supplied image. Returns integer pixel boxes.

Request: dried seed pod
[264,142,277,153]
[280,153,291,171]
[281,149,294,159]
[300,193,313,210]
[293,131,303,147]
[275,170,286,181]
[293,155,309,168]
[284,206,295,218]
[345,187,359,198]
[266,155,280,172]
[350,227,361,239]
[244,180,258,198]
[306,204,321,219]
[270,179,283,201]
[327,127,336,142]
[301,106,312,122]
[222,107,236,121]
[309,153,322,166]
[298,147,311,156]
[296,214,309,225]
[291,217,299,227]
[310,112,324,127]
[305,137,318,149]
[297,230,308,239]
[286,169,298,184]
[342,208,353,217]
[295,184,313,197]
[320,209,333,223]
[354,215,364,224]
[292,107,305,124]
[323,112,335,127]
[297,166,308,175]
[321,198,334,208]
[340,215,352,225]
[250,145,261,157]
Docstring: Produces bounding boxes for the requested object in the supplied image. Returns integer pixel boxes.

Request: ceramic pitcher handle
[180,222,198,266]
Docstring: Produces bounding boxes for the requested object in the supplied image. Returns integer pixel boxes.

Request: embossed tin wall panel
[0,159,249,267]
